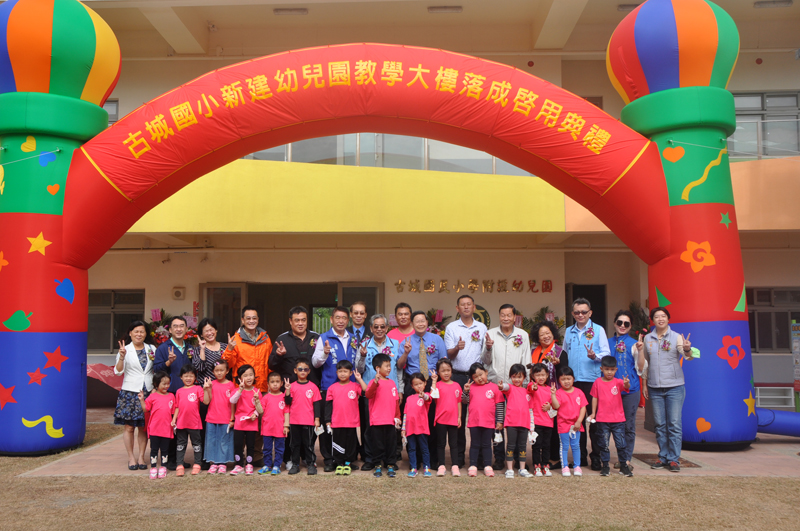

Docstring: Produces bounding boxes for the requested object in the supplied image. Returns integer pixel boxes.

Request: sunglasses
[573,310,590,316]
[296,367,310,372]
[615,320,631,327]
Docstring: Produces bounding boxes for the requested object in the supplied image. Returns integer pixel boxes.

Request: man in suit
[346,301,373,466]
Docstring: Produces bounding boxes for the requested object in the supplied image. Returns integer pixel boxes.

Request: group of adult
[113,295,693,472]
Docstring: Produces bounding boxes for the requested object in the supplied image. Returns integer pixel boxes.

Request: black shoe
[166,462,177,471]
[600,464,610,477]
[491,460,504,471]
[668,461,680,473]
[288,465,300,475]
[620,464,633,477]
[361,462,375,471]
[373,466,382,478]
[350,464,360,471]
[387,466,396,478]
[590,460,602,471]
[550,461,561,469]
[307,464,318,475]
[651,461,668,470]
[323,463,335,473]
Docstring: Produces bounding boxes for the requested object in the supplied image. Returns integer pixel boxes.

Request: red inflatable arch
[64,43,669,269]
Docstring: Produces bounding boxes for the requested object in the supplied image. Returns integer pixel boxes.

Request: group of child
[140,352,633,480]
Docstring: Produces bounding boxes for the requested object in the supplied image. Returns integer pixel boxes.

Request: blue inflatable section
[756,408,800,437]
[669,320,758,445]
[0,331,87,454]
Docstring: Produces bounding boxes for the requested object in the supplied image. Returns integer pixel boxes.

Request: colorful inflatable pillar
[0,0,120,454]
[608,0,756,449]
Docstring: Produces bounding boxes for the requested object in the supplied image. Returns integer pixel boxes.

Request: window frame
[88,289,145,354]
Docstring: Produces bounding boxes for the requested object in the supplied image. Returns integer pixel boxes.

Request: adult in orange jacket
[223,306,273,393]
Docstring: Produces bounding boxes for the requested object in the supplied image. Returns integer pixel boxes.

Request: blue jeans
[649,385,685,464]
[621,390,640,462]
[407,434,430,470]
[559,431,581,468]
[262,436,285,468]
[596,422,627,464]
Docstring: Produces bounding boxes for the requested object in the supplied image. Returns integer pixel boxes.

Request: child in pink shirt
[286,358,322,476]
[402,372,432,478]
[431,359,462,477]
[527,363,556,477]
[171,365,204,477]
[138,371,175,479]
[588,356,632,477]
[365,354,401,478]
[202,360,235,474]
[258,372,290,475]
[325,360,367,475]
[550,367,587,477]
[499,364,535,478]
[462,362,504,478]
[229,364,263,476]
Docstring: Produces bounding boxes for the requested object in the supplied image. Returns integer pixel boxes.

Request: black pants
[451,372,470,467]
[233,430,256,467]
[574,381,599,466]
[402,378,438,469]
[372,425,397,467]
[176,428,202,466]
[318,390,333,466]
[167,436,177,467]
[333,427,358,466]
[150,435,171,467]
[359,396,374,464]
[532,425,553,466]
[435,423,458,467]
[505,426,528,464]
[493,395,507,464]
[290,425,317,467]
[549,416,561,464]
[469,427,493,468]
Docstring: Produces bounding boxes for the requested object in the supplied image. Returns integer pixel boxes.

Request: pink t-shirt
[175,385,203,430]
[387,328,414,343]
[527,383,553,426]
[555,388,587,434]
[368,379,399,426]
[467,382,503,429]
[502,385,532,429]
[233,388,259,431]
[590,377,626,423]
[260,392,288,437]
[434,380,461,426]
[326,381,362,428]
[290,381,321,426]
[145,392,175,438]
[206,380,236,425]
[404,393,431,435]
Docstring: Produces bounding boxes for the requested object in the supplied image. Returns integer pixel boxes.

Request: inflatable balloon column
[0,0,120,453]
[608,0,756,448]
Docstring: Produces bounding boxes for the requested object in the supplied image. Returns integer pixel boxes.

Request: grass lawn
[1,426,798,531]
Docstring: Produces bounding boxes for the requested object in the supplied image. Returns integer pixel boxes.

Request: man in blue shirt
[396,311,446,469]
[153,315,195,470]
[356,313,400,471]
[563,298,610,471]
[346,301,372,466]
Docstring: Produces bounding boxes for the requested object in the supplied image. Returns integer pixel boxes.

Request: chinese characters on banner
[395,279,553,294]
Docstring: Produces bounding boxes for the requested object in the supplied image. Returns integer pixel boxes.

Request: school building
[85,0,800,409]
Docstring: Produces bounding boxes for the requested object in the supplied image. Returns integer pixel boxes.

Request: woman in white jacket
[114,320,156,470]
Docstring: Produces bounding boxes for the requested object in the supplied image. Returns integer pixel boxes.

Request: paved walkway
[19,408,800,478]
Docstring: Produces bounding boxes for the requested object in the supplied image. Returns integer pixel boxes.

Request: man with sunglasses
[563,298,609,471]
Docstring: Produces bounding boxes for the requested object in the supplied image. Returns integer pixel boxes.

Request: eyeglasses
[572,310,590,316]
[373,325,387,329]
[615,320,631,328]
[296,367,310,372]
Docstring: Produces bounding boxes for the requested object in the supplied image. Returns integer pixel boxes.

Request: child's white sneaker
[534,466,543,477]
[573,466,583,477]
[562,467,571,477]
[504,469,515,479]
[519,469,533,478]
[543,465,552,477]
[230,465,244,476]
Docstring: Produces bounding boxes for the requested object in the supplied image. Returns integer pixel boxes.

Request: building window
[729,92,800,159]
[103,99,119,124]
[88,290,145,352]
[746,288,800,352]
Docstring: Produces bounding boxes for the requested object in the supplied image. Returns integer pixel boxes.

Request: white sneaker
[562,467,571,477]
[519,469,533,478]
[504,469,515,478]
[543,466,552,477]
[285,461,293,470]
[534,467,543,477]
[574,466,583,477]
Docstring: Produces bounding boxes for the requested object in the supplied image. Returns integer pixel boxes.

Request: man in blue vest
[312,306,357,472]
